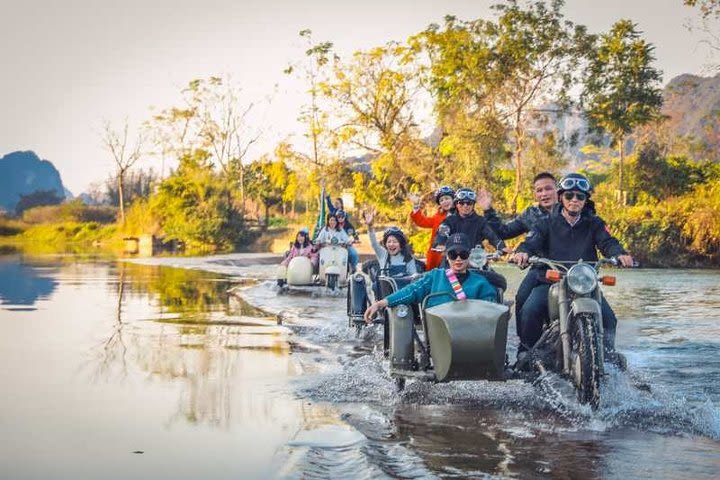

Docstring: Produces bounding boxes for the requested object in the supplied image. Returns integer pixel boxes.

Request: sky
[1,0,717,195]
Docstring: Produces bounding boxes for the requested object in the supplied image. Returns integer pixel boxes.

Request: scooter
[276,237,350,291]
[514,256,628,409]
[317,239,350,291]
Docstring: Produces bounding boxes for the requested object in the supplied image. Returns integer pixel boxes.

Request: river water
[0,251,718,479]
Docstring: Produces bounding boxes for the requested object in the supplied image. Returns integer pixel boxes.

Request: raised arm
[367,225,384,258]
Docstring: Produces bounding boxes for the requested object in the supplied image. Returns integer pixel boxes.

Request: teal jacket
[385,268,497,309]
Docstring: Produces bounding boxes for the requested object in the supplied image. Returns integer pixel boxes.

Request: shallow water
[0,252,718,479]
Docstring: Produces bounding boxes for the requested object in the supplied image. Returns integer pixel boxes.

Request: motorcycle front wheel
[569,312,602,409]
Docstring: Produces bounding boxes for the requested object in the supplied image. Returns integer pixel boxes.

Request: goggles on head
[558,177,591,193]
[455,190,477,202]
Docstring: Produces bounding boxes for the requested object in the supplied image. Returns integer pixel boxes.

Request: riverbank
[2,217,719,269]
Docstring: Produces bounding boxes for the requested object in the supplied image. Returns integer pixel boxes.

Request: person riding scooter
[364,233,497,323]
[409,185,456,270]
[314,214,351,247]
[511,173,634,358]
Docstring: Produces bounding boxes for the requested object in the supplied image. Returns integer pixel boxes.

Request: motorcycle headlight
[468,246,487,269]
[566,263,598,295]
[396,304,410,318]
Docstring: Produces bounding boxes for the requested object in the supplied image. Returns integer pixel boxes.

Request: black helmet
[382,226,407,249]
[454,187,477,204]
[434,186,455,204]
[557,173,592,197]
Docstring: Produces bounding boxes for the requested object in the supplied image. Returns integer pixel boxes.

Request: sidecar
[277,243,350,292]
[387,291,511,388]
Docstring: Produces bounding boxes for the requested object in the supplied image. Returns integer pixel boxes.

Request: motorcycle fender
[570,297,602,318]
[325,266,341,275]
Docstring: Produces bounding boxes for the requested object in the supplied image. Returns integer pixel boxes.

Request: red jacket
[410,208,448,270]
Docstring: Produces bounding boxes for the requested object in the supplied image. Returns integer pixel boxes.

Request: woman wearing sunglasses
[364,233,497,323]
[512,173,634,356]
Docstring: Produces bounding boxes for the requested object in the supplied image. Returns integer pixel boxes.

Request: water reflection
[88,262,129,381]
[85,262,297,429]
[0,254,58,309]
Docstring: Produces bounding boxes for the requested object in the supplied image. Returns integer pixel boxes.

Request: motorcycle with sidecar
[378,250,630,409]
[276,237,351,291]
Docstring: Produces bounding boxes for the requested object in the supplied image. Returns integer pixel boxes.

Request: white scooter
[276,237,349,291]
[317,238,350,290]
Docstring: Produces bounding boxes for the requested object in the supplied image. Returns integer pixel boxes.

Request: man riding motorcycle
[511,173,634,359]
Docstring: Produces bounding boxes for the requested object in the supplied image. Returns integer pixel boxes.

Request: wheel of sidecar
[569,313,602,409]
[326,273,339,291]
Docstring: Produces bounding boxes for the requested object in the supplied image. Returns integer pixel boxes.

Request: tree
[322,43,436,215]
[581,20,664,205]
[102,119,144,224]
[244,154,298,227]
[15,189,63,216]
[413,1,587,212]
[149,150,247,251]
[285,30,336,170]
[148,77,262,215]
[683,0,720,71]
[105,168,158,207]
[684,0,720,19]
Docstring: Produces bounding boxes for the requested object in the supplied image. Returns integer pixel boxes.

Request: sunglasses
[563,191,587,201]
[447,250,470,260]
[559,177,591,192]
[457,200,475,206]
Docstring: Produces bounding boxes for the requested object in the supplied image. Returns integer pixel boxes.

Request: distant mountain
[0,151,67,214]
[662,73,720,155]
[536,73,720,167]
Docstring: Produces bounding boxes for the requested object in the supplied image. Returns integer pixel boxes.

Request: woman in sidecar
[364,233,511,388]
[347,211,421,333]
[276,228,319,287]
[364,233,497,321]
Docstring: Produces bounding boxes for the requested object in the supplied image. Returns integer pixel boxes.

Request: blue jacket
[385,268,497,309]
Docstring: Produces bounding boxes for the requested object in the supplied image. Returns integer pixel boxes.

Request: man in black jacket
[482,172,557,327]
[434,187,508,253]
[511,173,634,354]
